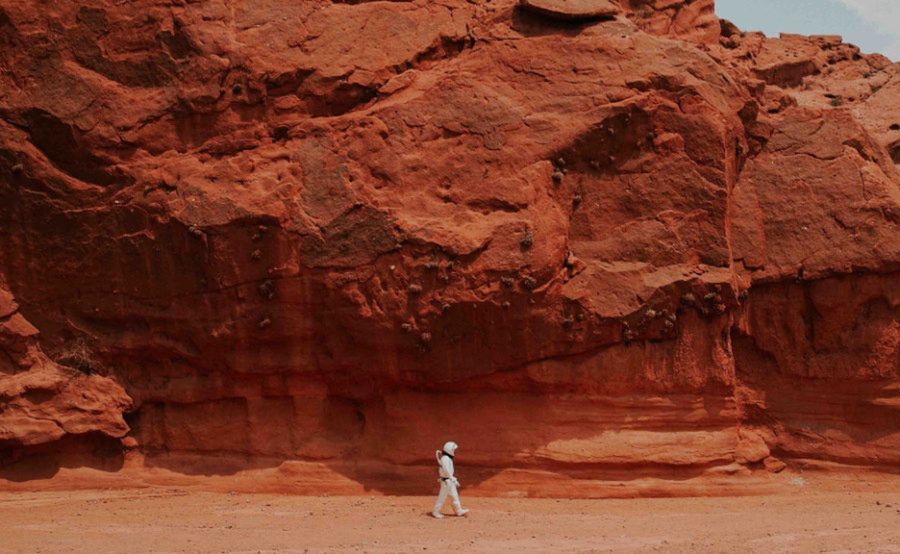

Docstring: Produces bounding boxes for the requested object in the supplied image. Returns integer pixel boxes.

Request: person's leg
[432,481,449,518]
[449,482,468,516]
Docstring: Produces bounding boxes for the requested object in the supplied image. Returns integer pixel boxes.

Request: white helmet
[442,441,458,455]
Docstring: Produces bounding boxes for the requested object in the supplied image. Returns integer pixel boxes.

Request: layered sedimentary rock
[0,0,897,495]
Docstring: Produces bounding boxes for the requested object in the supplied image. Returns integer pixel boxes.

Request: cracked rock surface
[0,0,897,495]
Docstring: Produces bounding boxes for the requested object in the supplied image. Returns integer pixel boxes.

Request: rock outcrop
[0,279,130,458]
[519,0,620,20]
[0,0,897,495]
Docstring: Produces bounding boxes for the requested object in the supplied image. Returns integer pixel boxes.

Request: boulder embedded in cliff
[519,0,619,20]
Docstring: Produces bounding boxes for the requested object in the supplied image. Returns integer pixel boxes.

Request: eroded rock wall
[0,0,897,495]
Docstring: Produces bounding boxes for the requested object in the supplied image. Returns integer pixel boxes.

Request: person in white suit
[432,441,469,518]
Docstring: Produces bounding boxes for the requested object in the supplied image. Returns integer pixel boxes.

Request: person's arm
[440,456,459,485]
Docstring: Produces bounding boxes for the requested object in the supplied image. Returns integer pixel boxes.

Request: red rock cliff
[0,0,897,495]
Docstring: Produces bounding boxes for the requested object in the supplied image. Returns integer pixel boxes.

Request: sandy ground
[1,486,900,554]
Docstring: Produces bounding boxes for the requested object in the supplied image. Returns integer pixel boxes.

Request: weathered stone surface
[731,109,900,280]
[0,280,131,452]
[620,0,719,42]
[519,0,619,20]
[0,0,897,495]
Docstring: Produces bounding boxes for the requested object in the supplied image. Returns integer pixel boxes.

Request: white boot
[455,508,470,517]
[431,511,444,519]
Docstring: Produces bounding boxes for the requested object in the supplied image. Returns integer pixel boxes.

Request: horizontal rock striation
[0,0,897,495]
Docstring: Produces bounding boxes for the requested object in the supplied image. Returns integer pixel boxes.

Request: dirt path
[1,485,900,553]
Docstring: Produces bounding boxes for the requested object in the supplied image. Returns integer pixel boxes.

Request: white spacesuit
[432,441,469,518]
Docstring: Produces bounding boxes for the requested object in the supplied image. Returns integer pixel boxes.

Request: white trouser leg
[433,480,450,513]
[448,481,463,513]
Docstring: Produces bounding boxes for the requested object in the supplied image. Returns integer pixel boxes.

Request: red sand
[2,481,900,554]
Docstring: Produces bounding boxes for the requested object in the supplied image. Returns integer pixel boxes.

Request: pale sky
[716,0,900,60]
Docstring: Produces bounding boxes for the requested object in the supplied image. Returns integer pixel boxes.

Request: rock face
[519,0,620,20]
[0,0,897,495]
[0,279,131,457]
